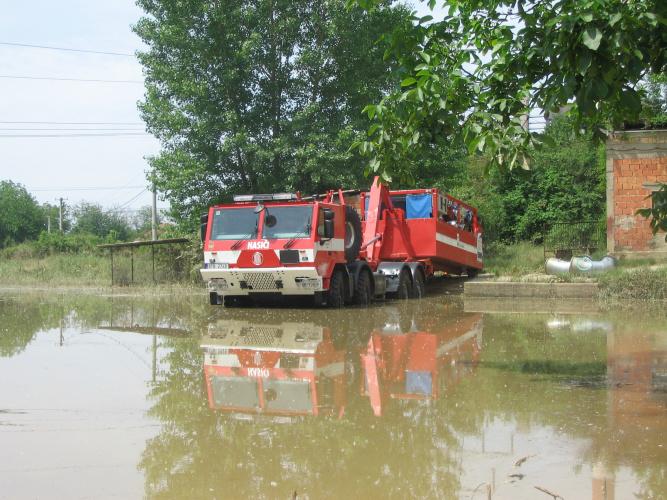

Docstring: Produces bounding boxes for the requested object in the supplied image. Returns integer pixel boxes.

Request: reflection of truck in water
[201,309,483,418]
[200,177,483,307]
[361,313,483,416]
[201,320,346,417]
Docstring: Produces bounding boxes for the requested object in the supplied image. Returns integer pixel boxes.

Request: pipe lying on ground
[545,255,616,275]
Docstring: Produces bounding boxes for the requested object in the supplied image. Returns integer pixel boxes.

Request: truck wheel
[354,270,373,306]
[467,267,479,279]
[411,269,425,299]
[344,206,362,263]
[209,292,222,305]
[326,270,345,308]
[395,269,412,299]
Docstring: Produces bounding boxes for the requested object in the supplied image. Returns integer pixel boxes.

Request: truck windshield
[262,206,313,239]
[210,208,258,240]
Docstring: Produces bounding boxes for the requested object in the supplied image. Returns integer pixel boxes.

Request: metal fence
[543,221,606,259]
[98,238,192,286]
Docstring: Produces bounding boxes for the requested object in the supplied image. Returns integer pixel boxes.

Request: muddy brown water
[0,291,665,499]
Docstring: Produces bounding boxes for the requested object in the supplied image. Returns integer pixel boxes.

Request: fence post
[131,247,134,285]
[110,248,114,286]
[152,244,156,285]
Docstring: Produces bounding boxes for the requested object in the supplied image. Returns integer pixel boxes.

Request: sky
[0,1,446,214]
[0,0,161,212]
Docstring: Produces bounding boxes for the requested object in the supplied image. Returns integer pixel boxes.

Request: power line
[29,186,146,192]
[0,132,150,138]
[116,189,149,210]
[0,41,135,57]
[0,128,144,131]
[0,121,144,125]
[0,75,142,84]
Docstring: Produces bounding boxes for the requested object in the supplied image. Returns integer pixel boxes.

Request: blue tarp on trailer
[406,194,432,219]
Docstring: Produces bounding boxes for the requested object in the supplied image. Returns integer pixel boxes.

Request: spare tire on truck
[344,205,362,263]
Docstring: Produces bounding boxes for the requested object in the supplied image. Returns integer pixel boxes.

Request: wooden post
[131,247,134,285]
[110,248,114,286]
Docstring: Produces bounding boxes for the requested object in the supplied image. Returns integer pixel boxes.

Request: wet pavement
[0,291,665,499]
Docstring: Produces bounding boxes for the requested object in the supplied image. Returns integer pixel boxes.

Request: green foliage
[134,0,412,228]
[495,117,606,242]
[637,183,667,241]
[0,180,44,247]
[71,202,132,240]
[351,0,666,181]
[639,72,667,128]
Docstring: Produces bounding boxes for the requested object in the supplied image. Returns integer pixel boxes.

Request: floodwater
[0,290,665,500]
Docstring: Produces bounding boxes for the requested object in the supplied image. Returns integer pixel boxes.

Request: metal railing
[543,221,606,259]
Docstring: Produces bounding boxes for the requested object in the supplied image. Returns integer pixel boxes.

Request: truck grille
[240,326,283,345]
[242,272,277,290]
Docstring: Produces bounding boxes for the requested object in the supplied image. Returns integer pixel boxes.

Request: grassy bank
[598,267,667,301]
[483,241,546,277]
[0,253,110,286]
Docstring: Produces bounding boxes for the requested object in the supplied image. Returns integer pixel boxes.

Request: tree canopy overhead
[135,0,411,224]
[350,0,666,181]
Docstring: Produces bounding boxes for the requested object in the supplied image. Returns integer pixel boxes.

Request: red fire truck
[200,177,483,306]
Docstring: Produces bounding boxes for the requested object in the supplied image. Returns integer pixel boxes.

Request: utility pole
[58,197,64,232]
[47,215,51,233]
[151,183,158,241]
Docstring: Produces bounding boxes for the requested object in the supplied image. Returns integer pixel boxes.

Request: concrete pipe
[571,255,616,274]
[545,257,571,275]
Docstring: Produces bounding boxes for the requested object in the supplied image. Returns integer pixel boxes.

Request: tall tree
[135,0,411,226]
[0,181,44,247]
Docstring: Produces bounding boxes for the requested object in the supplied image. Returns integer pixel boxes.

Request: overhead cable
[0,41,135,57]
[0,75,142,84]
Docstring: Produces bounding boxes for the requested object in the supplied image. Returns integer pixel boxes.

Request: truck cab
[200,193,352,305]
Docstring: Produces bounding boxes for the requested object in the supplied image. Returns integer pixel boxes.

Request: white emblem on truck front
[252,252,264,266]
[247,240,269,250]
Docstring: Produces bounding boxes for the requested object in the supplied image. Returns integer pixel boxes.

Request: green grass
[483,241,546,277]
[0,253,110,287]
[598,267,667,301]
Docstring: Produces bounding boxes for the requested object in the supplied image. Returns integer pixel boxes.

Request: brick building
[606,130,667,258]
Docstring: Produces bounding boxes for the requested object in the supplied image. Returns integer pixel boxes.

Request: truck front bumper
[200,267,324,296]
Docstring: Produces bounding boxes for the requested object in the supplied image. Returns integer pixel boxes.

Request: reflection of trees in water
[0,293,206,358]
[0,298,61,356]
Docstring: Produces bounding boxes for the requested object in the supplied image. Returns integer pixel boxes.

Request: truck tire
[354,269,373,306]
[411,269,425,298]
[344,206,362,263]
[467,267,479,279]
[326,270,345,308]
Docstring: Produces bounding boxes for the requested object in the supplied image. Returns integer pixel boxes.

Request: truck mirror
[200,213,208,241]
[322,209,335,239]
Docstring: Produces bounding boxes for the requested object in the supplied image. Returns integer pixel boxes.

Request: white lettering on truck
[247,240,270,250]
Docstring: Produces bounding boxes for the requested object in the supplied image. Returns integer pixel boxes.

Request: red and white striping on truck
[200,176,483,306]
